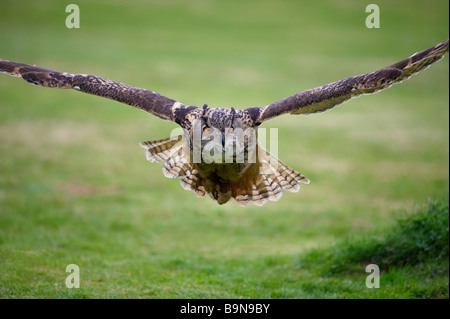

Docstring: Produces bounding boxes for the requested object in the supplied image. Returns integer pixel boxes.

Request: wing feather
[254,39,449,123]
[0,59,195,122]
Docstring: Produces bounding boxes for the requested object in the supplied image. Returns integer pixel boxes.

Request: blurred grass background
[0,0,448,298]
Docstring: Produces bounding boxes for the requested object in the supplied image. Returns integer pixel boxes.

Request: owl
[0,39,448,206]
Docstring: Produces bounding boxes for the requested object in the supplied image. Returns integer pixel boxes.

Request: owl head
[184,104,257,165]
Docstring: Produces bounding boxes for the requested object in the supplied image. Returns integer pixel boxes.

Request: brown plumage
[0,39,448,206]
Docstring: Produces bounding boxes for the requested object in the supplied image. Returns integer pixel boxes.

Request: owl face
[186,106,258,169]
[202,107,235,153]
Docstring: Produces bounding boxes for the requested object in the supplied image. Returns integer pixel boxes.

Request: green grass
[0,0,448,298]
[298,197,449,298]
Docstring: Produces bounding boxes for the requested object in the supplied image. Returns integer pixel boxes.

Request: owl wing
[0,59,198,122]
[249,39,449,124]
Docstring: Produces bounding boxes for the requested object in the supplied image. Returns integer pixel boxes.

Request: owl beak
[221,134,226,148]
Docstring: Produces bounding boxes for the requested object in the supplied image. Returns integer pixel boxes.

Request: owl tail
[229,144,310,206]
[140,136,193,178]
[140,136,207,198]
[140,138,309,207]
[176,144,310,206]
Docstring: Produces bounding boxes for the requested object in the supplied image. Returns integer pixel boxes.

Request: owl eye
[203,126,213,134]
[228,127,234,133]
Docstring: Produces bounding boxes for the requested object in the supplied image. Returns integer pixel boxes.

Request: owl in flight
[0,39,448,206]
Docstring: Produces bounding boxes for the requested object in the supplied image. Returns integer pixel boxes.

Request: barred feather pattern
[140,135,193,179]
[231,144,309,207]
[140,136,184,163]
[140,138,309,206]
[180,170,207,197]
[162,155,192,178]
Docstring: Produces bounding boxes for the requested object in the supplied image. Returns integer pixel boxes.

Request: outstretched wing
[250,39,449,124]
[0,59,197,122]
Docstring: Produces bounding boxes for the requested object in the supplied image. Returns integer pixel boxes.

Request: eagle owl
[0,39,448,206]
